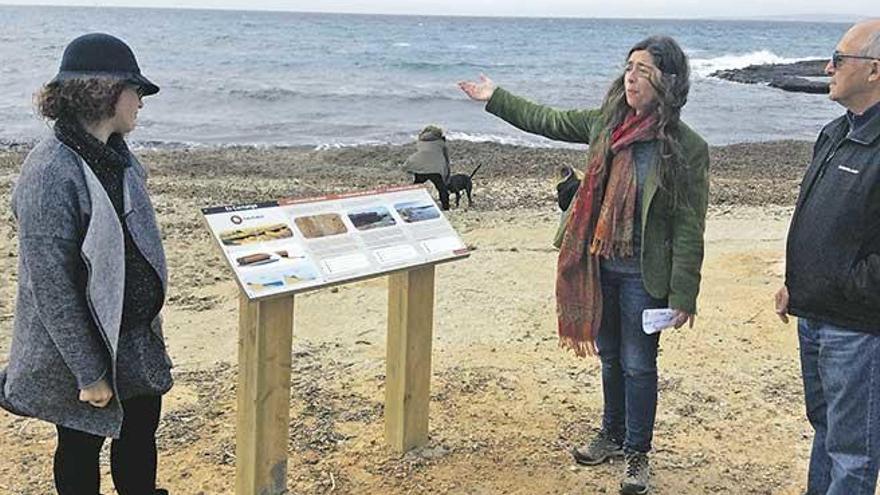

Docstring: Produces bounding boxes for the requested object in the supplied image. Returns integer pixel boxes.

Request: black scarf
[54,118,164,328]
[55,118,129,215]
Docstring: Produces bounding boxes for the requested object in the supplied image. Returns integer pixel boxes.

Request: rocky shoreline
[710,59,830,94]
[0,138,815,208]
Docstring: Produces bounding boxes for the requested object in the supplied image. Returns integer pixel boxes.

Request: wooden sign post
[385,264,435,452]
[235,295,294,495]
[234,264,440,494]
[202,186,467,495]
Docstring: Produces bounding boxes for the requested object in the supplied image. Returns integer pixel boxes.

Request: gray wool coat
[0,135,170,438]
[403,137,450,180]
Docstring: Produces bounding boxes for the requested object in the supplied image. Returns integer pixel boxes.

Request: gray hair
[861,24,880,58]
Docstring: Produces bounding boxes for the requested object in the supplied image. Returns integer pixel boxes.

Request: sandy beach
[1,139,871,495]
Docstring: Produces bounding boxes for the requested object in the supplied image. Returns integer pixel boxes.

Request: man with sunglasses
[775,19,880,495]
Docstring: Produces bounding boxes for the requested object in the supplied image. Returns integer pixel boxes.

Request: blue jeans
[798,318,880,495]
[596,269,666,454]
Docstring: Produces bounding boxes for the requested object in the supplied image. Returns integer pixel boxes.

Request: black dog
[446,164,482,208]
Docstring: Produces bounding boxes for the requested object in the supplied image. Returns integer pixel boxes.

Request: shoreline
[0,139,812,221]
[0,136,816,153]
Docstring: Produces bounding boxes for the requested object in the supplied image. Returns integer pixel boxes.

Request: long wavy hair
[591,36,691,205]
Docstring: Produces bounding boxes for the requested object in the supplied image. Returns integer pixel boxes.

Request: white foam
[313,139,393,151]
[445,131,584,149]
[691,50,821,78]
[308,132,586,151]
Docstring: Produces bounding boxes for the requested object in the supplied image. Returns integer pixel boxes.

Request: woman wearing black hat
[0,33,171,495]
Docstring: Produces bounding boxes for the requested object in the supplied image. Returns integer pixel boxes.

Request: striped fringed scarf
[556,111,658,357]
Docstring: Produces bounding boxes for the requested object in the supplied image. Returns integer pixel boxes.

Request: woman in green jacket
[460,36,708,495]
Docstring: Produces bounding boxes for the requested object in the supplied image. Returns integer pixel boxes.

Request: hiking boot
[571,430,624,466]
[620,452,650,494]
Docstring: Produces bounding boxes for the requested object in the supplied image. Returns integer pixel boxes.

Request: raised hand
[458,74,497,101]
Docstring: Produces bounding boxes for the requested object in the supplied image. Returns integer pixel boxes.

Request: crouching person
[404,124,452,210]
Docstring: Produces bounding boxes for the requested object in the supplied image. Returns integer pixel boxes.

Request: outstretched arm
[458,73,599,144]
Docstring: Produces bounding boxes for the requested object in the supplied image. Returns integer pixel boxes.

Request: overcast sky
[0,0,877,20]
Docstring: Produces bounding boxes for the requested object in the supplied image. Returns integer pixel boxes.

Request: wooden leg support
[385,265,436,452]
[236,295,294,495]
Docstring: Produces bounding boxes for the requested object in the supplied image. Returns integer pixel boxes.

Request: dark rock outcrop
[769,76,829,94]
[711,59,830,94]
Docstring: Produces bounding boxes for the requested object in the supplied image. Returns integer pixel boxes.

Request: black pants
[413,173,450,210]
[54,395,162,495]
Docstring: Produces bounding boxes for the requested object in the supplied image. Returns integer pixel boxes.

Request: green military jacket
[486,87,710,314]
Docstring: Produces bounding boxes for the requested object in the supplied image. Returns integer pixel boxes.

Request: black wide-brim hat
[50,33,159,96]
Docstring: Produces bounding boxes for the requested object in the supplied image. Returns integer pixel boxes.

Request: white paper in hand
[642,308,677,335]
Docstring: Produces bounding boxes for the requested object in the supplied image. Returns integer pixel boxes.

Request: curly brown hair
[35,77,127,123]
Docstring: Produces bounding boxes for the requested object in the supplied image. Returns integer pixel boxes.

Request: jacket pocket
[791,271,839,310]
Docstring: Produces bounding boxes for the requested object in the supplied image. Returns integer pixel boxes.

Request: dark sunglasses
[831,50,880,69]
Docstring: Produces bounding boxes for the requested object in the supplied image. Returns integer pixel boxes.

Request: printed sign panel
[202,185,469,299]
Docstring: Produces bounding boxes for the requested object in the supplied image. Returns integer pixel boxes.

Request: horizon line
[0,2,868,23]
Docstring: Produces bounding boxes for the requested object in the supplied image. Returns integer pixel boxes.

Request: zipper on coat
[816,139,845,181]
[794,131,849,226]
